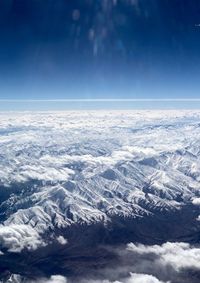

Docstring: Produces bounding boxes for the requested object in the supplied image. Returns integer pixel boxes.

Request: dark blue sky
[0,0,200,100]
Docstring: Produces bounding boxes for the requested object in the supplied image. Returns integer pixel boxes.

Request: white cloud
[126,273,167,283]
[192,198,200,205]
[127,242,200,271]
[0,224,45,252]
[80,273,166,283]
[44,275,67,283]
[1,110,200,187]
[81,242,200,283]
[56,235,68,245]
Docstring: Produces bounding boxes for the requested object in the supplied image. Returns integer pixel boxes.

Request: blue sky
[1,99,200,111]
[0,0,200,109]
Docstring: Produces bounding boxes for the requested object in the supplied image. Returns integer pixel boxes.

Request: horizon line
[1,98,200,102]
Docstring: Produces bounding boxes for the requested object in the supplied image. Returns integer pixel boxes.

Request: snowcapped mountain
[0,110,200,254]
[0,111,200,283]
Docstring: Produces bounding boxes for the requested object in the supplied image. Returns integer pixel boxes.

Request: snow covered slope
[0,110,200,252]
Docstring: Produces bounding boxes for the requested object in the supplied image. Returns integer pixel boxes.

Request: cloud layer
[76,242,200,283]
[80,273,167,283]
[3,242,200,283]
[127,242,200,272]
[38,275,67,283]
[0,224,45,252]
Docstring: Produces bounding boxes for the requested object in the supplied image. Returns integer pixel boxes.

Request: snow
[0,110,200,251]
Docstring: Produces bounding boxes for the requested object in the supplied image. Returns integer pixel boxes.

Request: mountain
[0,110,200,282]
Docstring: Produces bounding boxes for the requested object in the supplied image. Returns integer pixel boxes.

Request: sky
[0,0,200,108]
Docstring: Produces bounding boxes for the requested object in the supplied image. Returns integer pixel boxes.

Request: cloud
[56,235,68,245]
[0,224,45,252]
[126,273,167,283]
[127,242,200,272]
[1,110,200,188]
[3,240,200,283]
[42,275,67,283]
[192,198,200,205]
[80,273,166,283]
[80,242,200,283]
[9,274,165,283]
